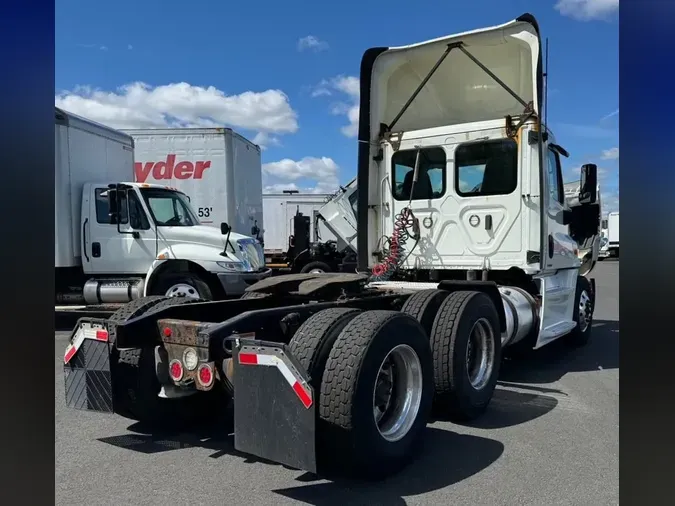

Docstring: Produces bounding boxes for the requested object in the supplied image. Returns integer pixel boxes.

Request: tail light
[197,364,214,387]
[169,359,184,381]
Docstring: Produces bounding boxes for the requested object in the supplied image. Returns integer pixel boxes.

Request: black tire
[107,296,168,347]
[300,261,332,274]
[401,289,450,336]
[143,295,208,316]
[565,276,594,347]
[150,272,213,300]
[288,307,362,392]
[319,310,434,480]
[430,291,501,421]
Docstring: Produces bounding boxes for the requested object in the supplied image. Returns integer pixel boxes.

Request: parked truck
[606,211,619,257]
[123,127,264,242]
[63,13,601,481]
[263,187,358,273]
[55,108,271,309]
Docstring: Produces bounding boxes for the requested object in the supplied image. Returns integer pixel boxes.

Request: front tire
[151,272,213,300]
[300,261,332,274]
[565,276,594,348]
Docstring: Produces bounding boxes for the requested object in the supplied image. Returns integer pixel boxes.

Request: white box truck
[123,128,264,243]
[607,211,619,257]
[55,108,271,308]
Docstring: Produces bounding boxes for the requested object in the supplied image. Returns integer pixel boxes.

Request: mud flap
[63,319,114,413]
[231,338,317,474]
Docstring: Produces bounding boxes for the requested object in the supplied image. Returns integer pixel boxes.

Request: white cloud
[127,44,133,50]
[55,82,299,135]
[601,147,619,160]
[555,0,619,21]
[312,75,360,137]
[600,108,619,122]
[252,132,281,151]
[602,191,620,215]
[262,156,340,194]
[297,35,329,53]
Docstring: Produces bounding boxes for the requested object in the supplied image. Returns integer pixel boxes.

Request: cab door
[82,184,157,275]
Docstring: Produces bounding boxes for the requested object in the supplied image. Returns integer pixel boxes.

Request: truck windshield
[140,188,199,227]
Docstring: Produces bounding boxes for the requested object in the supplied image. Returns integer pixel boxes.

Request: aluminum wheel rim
[466,318,496,390]
[165,283,200,299]
[372,344,423,442]
[578,291,592,332]
[309,268,325,273]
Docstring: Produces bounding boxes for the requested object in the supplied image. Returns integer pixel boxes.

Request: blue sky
[55,0,619,214]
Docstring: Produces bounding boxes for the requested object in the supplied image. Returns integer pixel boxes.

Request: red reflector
[292,381,313,408]
[64,346,76,364]
[95,330,108,341]
[163,327,172,337]
[169,360,183,381]
[239,353,258,365]
[198,364,213,386]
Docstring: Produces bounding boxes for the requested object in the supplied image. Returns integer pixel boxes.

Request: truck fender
[143,257,222,297]
[436,280,507,333]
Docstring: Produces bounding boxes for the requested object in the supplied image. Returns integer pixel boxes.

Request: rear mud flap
[63,319,114,413]
[232,339,317,474]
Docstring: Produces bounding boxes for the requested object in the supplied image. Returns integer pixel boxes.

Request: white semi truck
[64,13,601,481]
[55,108,271,308]
[123,127,264,242]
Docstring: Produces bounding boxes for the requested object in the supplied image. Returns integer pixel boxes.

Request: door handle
[485,214,493,231]
[92,242,101,258]
[82,218,89,262]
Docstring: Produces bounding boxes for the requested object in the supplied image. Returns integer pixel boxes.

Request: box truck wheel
[565,276,594,348]
[300,261,332,274]
[151,273,213,300]
[401,289,450,336]
[429,291,502,421]
[318,311,433,480]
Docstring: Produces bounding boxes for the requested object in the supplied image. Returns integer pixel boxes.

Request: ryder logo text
[135,154,211,183]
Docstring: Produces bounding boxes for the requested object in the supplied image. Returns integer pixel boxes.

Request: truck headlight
[216,261,246,272]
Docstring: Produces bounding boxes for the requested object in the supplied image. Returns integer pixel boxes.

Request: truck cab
[80,182,270,303]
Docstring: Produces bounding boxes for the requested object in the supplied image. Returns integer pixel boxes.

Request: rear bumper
[216,268,273,296]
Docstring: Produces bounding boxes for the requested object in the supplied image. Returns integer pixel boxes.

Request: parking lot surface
[55,261,619,506]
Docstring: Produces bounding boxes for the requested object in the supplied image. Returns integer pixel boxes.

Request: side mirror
[220,222,231,235]
[579,164,598,205]
[107,189,119,223]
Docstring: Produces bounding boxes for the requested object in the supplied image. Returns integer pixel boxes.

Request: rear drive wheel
[151,272,213,300]
[401,289,450,336]
[288,308,363,392]
[565,276,594,347]
[430,291,501,421]
[319,311,433,480]
[300,261,332,274]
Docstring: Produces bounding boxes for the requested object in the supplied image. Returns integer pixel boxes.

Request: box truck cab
[55,108,270,305]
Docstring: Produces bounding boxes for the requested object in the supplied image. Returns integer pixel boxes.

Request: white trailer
[55,108,270,306]
[262,192,336,254]
[123,128,264,243]
[607,212,619,257]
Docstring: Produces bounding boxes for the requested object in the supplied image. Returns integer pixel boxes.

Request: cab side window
[95,188,128,224]
[546,149,564,205]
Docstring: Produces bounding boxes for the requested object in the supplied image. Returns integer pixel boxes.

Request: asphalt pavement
[55,260,619,506]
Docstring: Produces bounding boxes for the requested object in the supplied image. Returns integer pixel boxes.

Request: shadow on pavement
[499,319,619,385]
[98,424,502,505]
[273,427,504,506]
